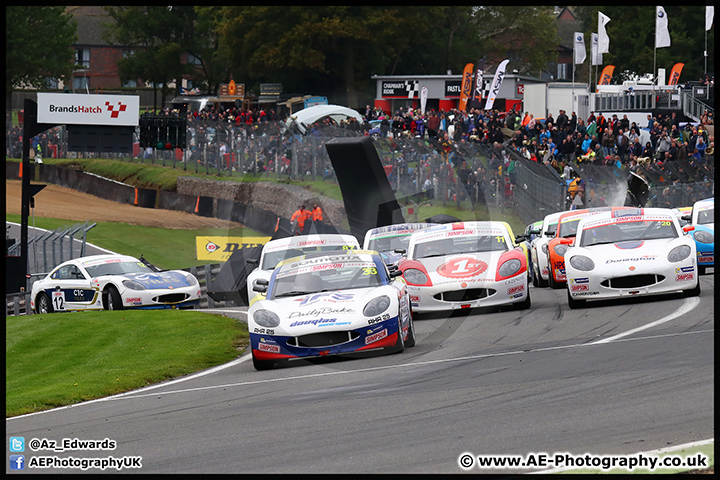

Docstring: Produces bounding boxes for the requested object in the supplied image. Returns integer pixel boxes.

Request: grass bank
[6,309,249,417]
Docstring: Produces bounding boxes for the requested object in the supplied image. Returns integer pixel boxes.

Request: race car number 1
[52,291,67,311]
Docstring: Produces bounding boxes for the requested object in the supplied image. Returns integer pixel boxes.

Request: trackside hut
[371,73,543,114]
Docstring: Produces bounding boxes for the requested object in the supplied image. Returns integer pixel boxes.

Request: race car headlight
[253,309,281,328]
[403,268,428,285]
[364,295,391,317]
[693,230,714,244]
[541,244,549,254]
[498,258,522,277]
[569,255,595,271]
[122,279,146,290]
[553,244,569,257]
[667,245,691,263]
[184,273,199,286]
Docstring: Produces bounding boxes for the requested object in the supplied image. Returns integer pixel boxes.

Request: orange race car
[546,206,626,289]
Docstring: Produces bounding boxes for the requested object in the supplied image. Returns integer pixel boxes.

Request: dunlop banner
[196,236,271,262]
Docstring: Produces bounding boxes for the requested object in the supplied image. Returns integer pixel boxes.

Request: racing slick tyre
[534,264,548,288]
[36,292,53,314]
[104,285,124,311]
[682,279,701,297]
[388,317,406,354]
[403,298,416,348]
[515,289,531,310]
[251,350,274,371]
[567,289,586,309]
[548,270,563,290]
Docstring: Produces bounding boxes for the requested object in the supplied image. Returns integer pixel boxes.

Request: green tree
[102,6,198,110]
[216,6,428,108]
[6,6,77,100]
[574,6,713,83]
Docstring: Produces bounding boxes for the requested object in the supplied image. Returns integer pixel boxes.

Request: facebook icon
[10,455,25,470]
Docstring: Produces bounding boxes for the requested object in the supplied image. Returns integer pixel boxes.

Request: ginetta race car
[362,222,438,266]
[681,198,714,275]
[397,221,530,312]
[247,250,414,370]
[564,208,700,308]
[30,254,200,313]
[545,207,622,289]
[529,210,567,288]
[246,234,359,305]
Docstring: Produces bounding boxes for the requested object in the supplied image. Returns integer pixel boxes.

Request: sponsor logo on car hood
[121,271,190,289]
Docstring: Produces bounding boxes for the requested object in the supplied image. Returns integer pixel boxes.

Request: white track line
[589,297,701,345]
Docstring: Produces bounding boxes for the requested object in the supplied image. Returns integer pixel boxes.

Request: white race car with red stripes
[564,207,700,308]
[397,221,530,313]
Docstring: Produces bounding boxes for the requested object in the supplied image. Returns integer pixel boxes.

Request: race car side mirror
[246,258,259,266]
[394,248,406,254]
[681,214,691,221]
[252,278,269,293]
[389,269,403,278]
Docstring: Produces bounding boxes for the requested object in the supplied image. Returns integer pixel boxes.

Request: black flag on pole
[467,58,485,110]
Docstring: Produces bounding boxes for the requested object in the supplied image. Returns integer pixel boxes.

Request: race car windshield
[85,261,154,277]
[414,235,507,258]
[580,219,678,247]
[271,262,384,298]
[558,219,580,238]
[368,234,410,252]
[262,245,355,270]
[697,208,714,225]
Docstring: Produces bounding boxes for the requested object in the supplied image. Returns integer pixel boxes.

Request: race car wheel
[534,264,548,288]
[251,350,274,371]
[682,279,701,297]
[698,266,707,275]
[515,289,531,310]
[104,286,124,311]
[36,293,53,314]
[389,317,406,354]
[403,297,416,348]
[548,270,562,290]
[567,289,585,309]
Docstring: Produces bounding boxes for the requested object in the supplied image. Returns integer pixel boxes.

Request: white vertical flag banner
[420,85,428,115]
[707,6,714,31]
[591,32,602,66]
[598,12,611,54]
[484,59,509,110]
[656,6,671,48]
[574,32,586,64]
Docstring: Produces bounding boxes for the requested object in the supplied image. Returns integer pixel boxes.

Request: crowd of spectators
[6,91,714,212]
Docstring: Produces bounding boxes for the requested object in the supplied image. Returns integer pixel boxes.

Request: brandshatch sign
[37,93,139,126]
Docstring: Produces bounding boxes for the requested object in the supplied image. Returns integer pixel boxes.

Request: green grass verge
[6,213,261,270]
[6,309,249,417]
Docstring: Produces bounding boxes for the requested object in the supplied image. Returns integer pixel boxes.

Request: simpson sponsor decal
[507,284,525,295]
[675,273,695,282]
[571,283,589,292]
[365,328,388,345]
[257,342,281,353]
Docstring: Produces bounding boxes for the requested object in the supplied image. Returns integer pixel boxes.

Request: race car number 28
[52,291,67,311]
